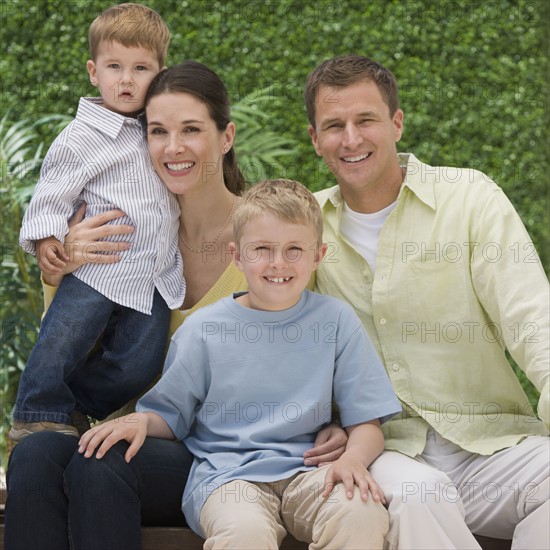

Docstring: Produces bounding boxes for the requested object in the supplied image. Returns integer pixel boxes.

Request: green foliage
[0,0,546,443]
[227,87,298,182]
[2,0,547,268]
[1,116,43,454]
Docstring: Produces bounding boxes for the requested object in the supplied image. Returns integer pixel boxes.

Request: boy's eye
[135,65,147,71]
[108,63,120,69]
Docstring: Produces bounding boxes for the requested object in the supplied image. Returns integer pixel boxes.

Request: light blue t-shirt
[137,290,401,535]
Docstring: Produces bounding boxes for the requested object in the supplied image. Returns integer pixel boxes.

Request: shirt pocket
[406,259,470,324]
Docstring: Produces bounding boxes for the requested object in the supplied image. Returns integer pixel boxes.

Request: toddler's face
[87,41,161,117]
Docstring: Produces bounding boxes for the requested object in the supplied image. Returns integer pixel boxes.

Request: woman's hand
[42,203,135,286]
[303,423,348,467]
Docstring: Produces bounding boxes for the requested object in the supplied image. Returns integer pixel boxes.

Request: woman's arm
[42,203,134,286]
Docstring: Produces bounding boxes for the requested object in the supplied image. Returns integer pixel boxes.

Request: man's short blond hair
[88,3,170,66]
[233,179,323,245]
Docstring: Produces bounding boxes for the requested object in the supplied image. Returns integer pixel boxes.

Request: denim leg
[13,275,116,423]
[5,432,78,550]
[65,437,192,550]
[69,289,170,419]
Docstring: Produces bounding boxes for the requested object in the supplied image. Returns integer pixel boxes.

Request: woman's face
[146,91,234,196]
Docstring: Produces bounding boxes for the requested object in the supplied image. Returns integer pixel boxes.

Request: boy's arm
[78,411,175,463]
[322,419,385,502]
[20,143,91,255]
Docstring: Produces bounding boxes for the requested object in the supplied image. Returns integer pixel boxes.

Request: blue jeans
[13,274,170,422]
[5,432,192,550]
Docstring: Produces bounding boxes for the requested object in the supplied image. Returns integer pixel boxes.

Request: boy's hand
[78,413,148,463]
[322,453,386,504]
[36,236,69,274]
[304,423,347,467]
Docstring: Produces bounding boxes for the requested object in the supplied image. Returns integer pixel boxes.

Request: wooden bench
[0,487,511,550]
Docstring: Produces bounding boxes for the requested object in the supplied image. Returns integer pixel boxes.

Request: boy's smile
[231,214,326,311]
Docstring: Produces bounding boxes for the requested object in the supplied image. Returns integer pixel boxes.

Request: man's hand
[322,452,386,503]
[304,423,347,466]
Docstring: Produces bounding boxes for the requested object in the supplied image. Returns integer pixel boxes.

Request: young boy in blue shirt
[79,179,401,549]
[10,3,185,442]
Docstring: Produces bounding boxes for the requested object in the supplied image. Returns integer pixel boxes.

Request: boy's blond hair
[233,179,323,245]
[89,3,170,66]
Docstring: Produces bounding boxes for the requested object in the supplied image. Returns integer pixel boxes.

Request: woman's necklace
[178,197,237,254]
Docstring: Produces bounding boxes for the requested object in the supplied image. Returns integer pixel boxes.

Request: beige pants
[199,465,389,549]
[369,431,549,550]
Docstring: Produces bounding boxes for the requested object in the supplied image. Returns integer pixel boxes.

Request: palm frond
[231,87,297,182]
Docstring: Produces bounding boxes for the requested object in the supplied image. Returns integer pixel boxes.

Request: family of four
[6,3,548,550]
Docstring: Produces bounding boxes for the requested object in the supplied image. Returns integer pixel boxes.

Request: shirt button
[379,318,387,325]
[392,363,400,372]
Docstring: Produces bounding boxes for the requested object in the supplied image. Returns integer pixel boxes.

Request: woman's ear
[223,121,236,154]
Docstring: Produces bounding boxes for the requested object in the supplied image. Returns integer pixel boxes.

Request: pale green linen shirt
[315,153,549,457]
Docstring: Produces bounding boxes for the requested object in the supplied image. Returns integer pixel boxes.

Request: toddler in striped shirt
[10,3,185,442]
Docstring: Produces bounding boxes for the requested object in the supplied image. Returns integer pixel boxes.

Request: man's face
[309,80,403,206]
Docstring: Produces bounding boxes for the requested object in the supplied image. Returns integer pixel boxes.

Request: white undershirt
[340,201,397,272]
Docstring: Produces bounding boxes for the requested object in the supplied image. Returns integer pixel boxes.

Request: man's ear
[229,242,242,270]
[86,60,98,86]
[393,109,404,142]
[308,125,322,157]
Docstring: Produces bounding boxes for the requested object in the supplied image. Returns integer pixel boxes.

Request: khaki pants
[369,431,549,550]
[199,465,389,549]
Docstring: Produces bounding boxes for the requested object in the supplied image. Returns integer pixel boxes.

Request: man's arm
[304,423,347,466]
[470,186,549,428]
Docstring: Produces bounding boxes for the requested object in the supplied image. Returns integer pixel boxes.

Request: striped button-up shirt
[20,97,185,314]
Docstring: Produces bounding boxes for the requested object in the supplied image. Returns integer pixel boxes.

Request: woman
[5,61,345,550]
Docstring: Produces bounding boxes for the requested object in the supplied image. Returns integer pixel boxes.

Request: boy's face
[231,214,326,312]
[86,41,161,116]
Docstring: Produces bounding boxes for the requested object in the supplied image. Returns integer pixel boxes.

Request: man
[306,54,549,549]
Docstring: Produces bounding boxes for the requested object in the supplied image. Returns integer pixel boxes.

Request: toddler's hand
[37,236,69,274]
